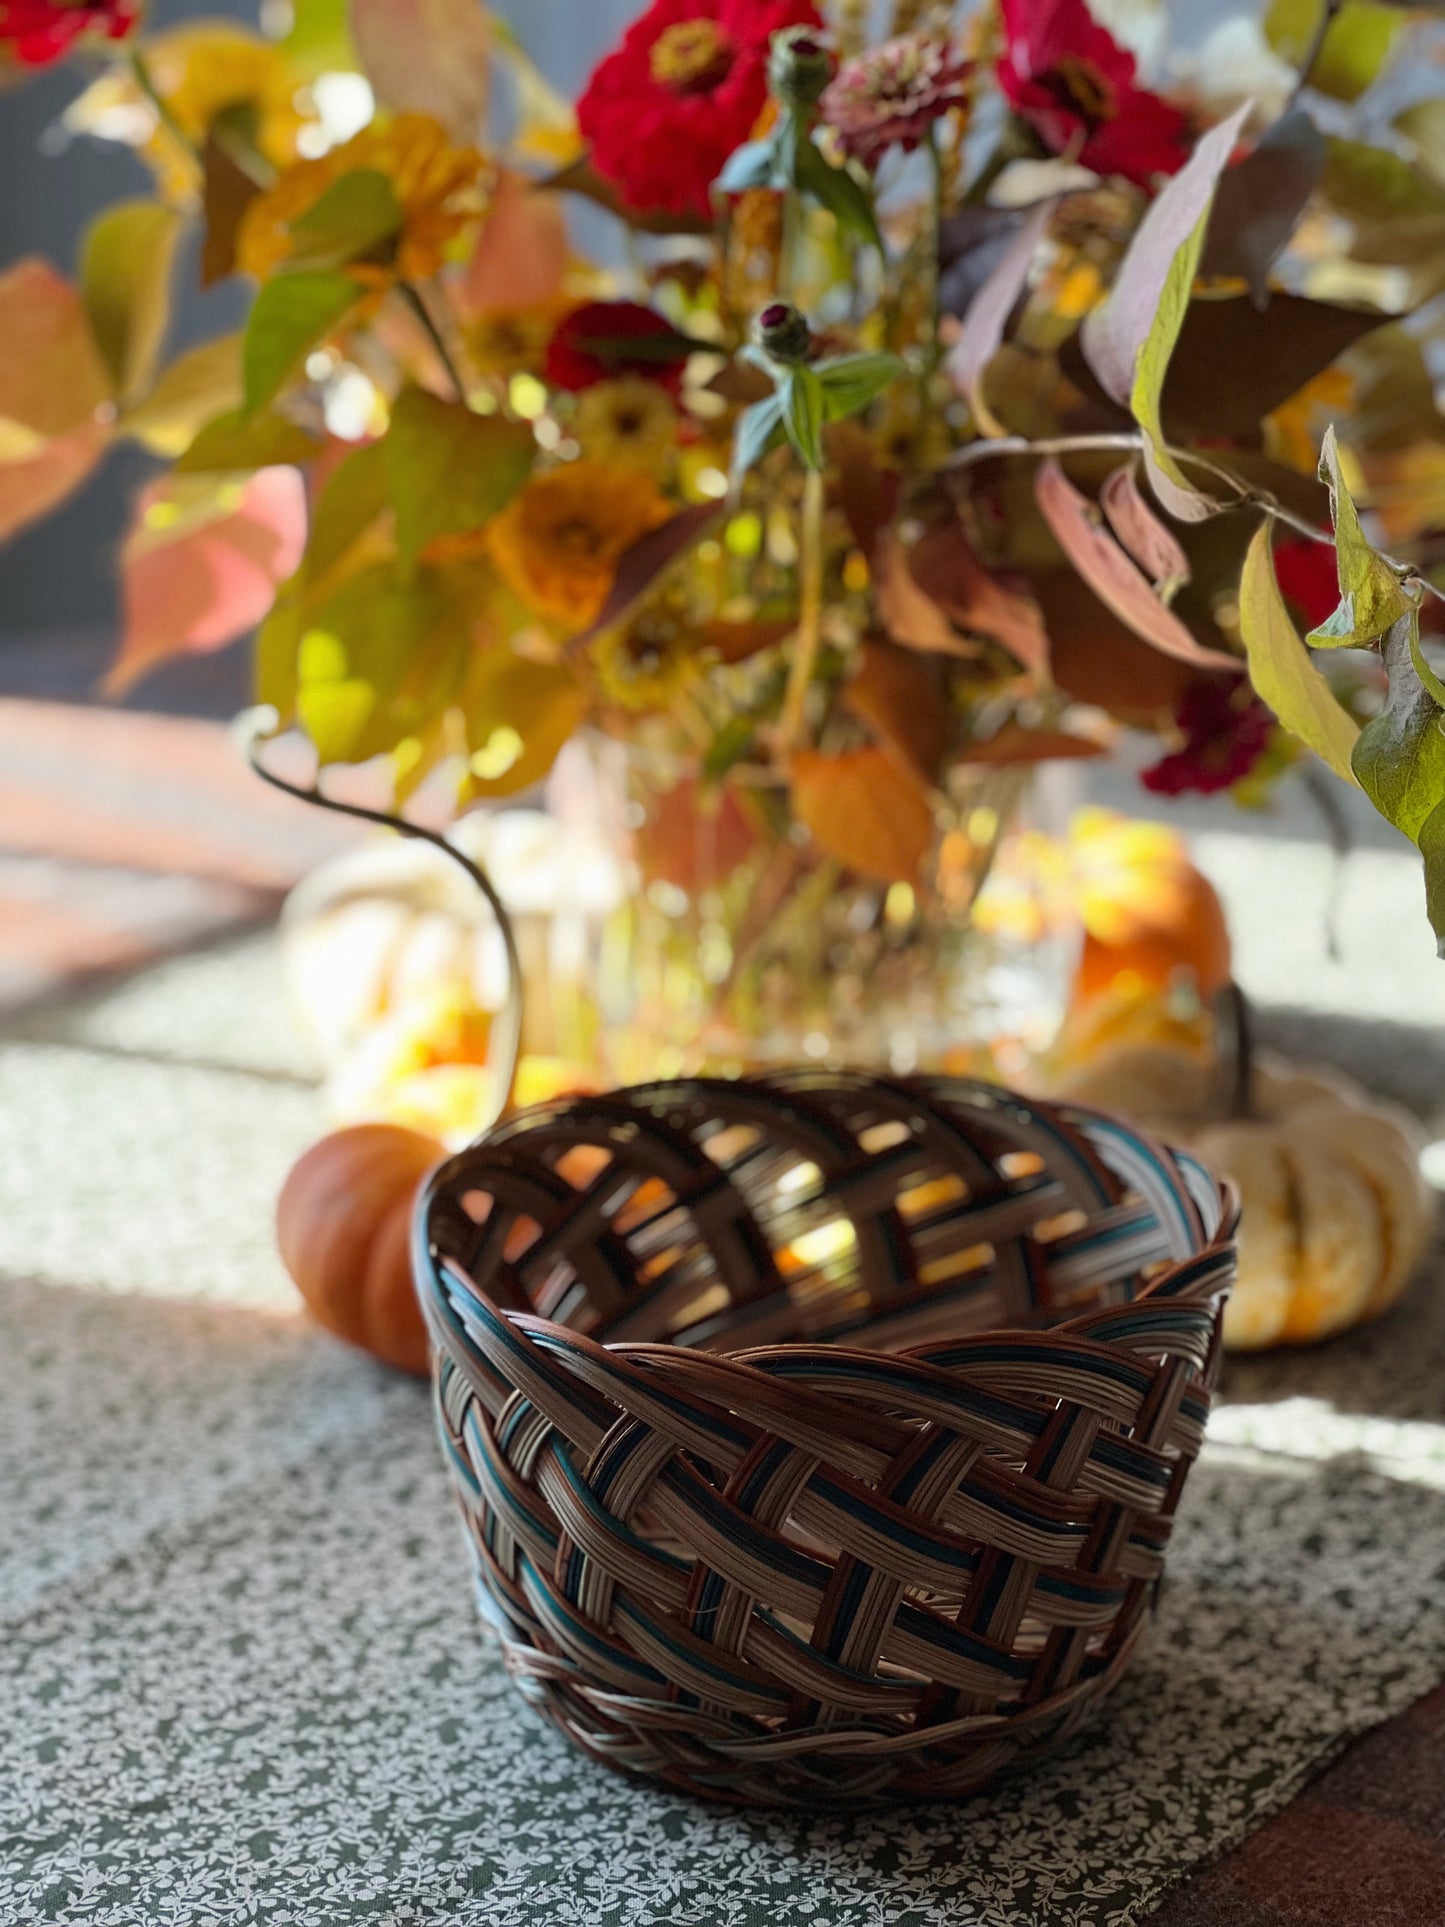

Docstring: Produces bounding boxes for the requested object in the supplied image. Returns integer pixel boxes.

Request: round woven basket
[413,1071,1237,1807]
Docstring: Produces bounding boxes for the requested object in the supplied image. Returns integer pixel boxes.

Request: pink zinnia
[821,33,973,171]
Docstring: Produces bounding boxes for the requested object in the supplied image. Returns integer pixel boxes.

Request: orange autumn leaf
[459,169,570,317]
[0,258,113,544]
[791,747,935,884]
[109,467,307,693]
[843,639,947,784]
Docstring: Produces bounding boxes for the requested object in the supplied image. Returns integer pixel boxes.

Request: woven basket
[413,1071,1237,1807]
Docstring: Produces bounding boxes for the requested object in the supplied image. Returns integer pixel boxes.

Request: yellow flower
[574,377,678,470]
[64,25,315,205]
[462,299,573,380]
[487,461,672,629]
[238,114,491,284]
[590,600,702,711]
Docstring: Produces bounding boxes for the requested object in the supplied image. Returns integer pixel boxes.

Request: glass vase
[568,741,1079,1088]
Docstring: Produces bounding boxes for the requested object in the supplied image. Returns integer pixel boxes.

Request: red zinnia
[576,0,824,222]
[1141,680,1274,798]
[0,0,137,65]
[544,301,689,395]
[996,0,1192,190]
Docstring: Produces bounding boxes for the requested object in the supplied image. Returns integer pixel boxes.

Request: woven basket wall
[414,1071,1237,1807]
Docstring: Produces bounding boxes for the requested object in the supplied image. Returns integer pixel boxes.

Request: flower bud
[755,302,813,364]
[767,25,835,110]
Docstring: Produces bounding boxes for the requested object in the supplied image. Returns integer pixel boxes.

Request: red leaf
[570,500,720,646]
[909,520,1051,680]
[946,198,1054,438]
[351,0,491,142]
[1034,459,1239,672]
[0,426,108,547]
[829,419,901,559]
[956,722,1106,765]
[1099,464,1189,590]
[873,529,974,657]
[844,639,948,783]
[1081,102,1251,408]
[109,468,308,693]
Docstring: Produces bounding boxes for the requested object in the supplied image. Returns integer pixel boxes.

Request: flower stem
[128,47,197,161]
[400,281,468,405]
[779,465,827,753]
[926,127,945,377]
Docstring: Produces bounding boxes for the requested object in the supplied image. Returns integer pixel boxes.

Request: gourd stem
[245,722,524,1130]
[1216,980,1255,1122]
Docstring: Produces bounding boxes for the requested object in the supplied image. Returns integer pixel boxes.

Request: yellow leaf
[1239,524,1360,784]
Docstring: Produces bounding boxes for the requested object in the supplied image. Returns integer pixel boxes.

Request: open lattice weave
[413,1071,1237,1806]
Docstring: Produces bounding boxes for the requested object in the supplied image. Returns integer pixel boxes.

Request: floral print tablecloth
[3,937,1445,1926]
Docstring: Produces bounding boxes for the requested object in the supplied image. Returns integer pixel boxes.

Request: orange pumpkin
[277,1124,443,1375]
[1069,809,1232,1005]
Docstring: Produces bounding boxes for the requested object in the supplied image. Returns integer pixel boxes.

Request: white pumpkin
[1056,1046,1434,1349]
[279,810,622,1069]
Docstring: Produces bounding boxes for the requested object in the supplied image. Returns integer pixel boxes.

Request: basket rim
[411,1071,1239,1363]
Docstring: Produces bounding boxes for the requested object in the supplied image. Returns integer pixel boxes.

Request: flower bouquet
[7,0,1445,1084]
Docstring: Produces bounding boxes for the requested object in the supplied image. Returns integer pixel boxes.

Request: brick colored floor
[1150,1684,1445,1926]
[0,636,355,1009]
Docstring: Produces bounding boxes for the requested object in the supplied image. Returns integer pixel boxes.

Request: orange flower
[487,461,672,629]
[238,114,490,285]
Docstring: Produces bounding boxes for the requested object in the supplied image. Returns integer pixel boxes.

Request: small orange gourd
[277,1123,444,1375]
[1068,809,1232,1005]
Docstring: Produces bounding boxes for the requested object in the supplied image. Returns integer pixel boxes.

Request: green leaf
[793,136,884,251]
[243,270,363,415]
[1420,794,1445,954]
[1239,522,1360,782]
[1411,621,1445,709]
[714,136,791,195]
[254,585,305,722]
[386,386,534,574]
[1082,102,1251,522]
[176,408,322,474]
[285,168,402,269]
[462,650,584,798]
[730,393,786,493]
[1310,423,1413,645]
[283,0,356,76]
[779,366,826,470]
[306,438,392,580]
[121,335,244,457]
[1318,137,1445,270]
[817,351,905,422]
[294,559,473,765]
[1313,1,1404,101]
[1352,610,1445,841]
[80,201,185,407]
[703,713,757,782]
